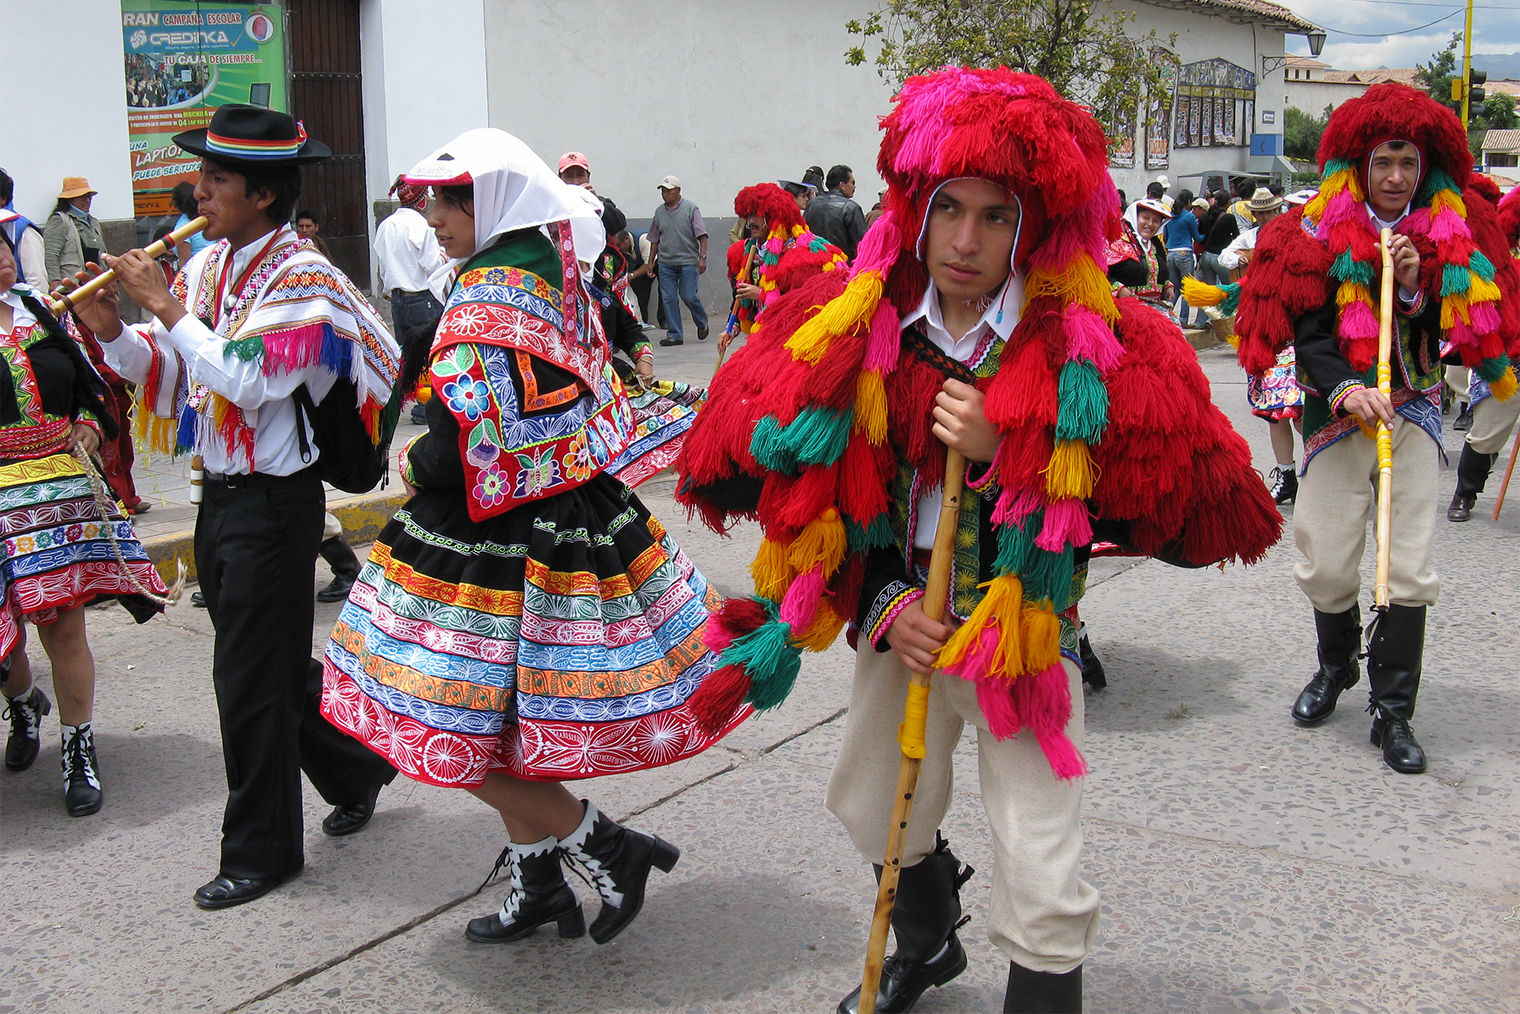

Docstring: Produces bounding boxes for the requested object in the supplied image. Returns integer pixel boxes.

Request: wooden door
[286,0,369,285]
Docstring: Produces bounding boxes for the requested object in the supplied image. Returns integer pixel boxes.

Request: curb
[141,491,407,584]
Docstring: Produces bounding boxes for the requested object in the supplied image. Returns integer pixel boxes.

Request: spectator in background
[1230,178,1257,230]
[802,165,825,195]
[649,176,708,347]
[0,170,47,291]
[1153,174,1174,212]
[295,209,331,258]
[170,181,212,265]
[865,191,885,229]
[778,179,813,212]
[43,178,105,289]
[618,229,657,326]
[374,176,444,426]
[1197,188,1239,286]
[804,163,868,259]
[1162,188,1205,327]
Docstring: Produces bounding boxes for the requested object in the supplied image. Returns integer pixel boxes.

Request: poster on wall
[1146,49,1178,170]
[121,1,286,218]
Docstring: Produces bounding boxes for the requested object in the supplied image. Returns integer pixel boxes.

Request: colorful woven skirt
[0,453,167,655]
[1247,347,1304,421]
[608,378,706,489]
[321,473,748,786]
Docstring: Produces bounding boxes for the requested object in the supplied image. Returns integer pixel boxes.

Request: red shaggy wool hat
[734,183,804,229]
[1316,82,1470,189]
[1498,186,1520,247]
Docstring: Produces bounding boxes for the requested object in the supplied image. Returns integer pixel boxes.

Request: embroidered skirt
[609,378,706,489]
[0,453,167,655]
[1247,347,1304,421]
[321,473,748,786]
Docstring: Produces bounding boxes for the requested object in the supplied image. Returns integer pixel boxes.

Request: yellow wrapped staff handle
[49,216,208,317]
[858,447,966,1014]
[1374,228,1395,610]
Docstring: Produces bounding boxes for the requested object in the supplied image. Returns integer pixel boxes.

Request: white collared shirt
[900,272,1023,549]
[102,226,338,475]
[374,207,443,295]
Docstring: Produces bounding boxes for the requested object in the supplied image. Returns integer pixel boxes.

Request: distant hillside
[1474,53,1520,81]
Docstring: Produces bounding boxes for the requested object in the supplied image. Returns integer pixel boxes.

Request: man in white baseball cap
[648,175,708,345]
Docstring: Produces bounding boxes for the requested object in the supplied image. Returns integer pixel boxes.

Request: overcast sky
[1277,0,1520,69]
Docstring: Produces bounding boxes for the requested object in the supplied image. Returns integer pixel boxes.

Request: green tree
[845,0,1176,156]
[1481,92,1518,130]
[1283,105,1328,161]
[1418,31,1462,114]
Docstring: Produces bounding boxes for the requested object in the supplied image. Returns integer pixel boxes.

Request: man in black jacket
[803,164,868,259]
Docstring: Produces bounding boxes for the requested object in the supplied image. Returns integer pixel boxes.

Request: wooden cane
[49,216,208,316]
[712,247,757,381]
[1491,421,1520,520]
[1374,228,1395,610]
[857,447,967,1014]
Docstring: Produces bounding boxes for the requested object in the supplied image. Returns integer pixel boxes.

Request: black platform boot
[1003,961,1082,1013]
[559,800,680,944]
[838,834,975,1014]
[61,722,102,816]
[1447,443,1496,522]
[1078,627,1105,691]
[465,836,586,943]
[1367,605,1428,774]
[1292,605,1362,724]
[4,684,51,772]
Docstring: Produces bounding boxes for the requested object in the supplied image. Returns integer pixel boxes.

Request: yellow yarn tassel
[786,507,847,577]
[784,271,883,364]
[1491,368,1519,402]
[751,537,794,600]
[1019,602,1062,675]
[854,370,887,444]
[1336,280,1372,309]
[1044,439,1096,500]
[936,574,1023,674]
[1440,294,1471,330]
[1430,188,1467,218]
[136,411,177,456]
[1183,277,1225,307]
[795,599,847,651]
[1023,254,1118,323]
[1469,273,1502,304]
[1304,167,1363,224]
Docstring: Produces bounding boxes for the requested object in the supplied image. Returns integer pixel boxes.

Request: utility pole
[1461,0,1474,127]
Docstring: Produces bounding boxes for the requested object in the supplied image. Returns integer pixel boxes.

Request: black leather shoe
[4,685,51,772]
[1292,607,1361,724]
[837,933,967,1013]
[316,575,355,604]
[321,783,382,836]
[1447,494,1474,522]
[1372,716,1427,774]
[659,336,683,347]
[1453,405,1473,431]
[1003,961,1082,1013]
[697,323,709,341]
[191,591,207,608]
[193,868,301,909]
[61,724,103,817]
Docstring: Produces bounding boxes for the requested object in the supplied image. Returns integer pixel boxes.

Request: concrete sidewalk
[2,339,1516,1013]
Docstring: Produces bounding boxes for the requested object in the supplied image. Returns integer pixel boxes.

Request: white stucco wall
[479,0,896,222]
[1287,79,1367,115]
[3,0,137,225]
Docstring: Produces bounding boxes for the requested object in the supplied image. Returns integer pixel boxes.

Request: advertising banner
[121,1,286,218]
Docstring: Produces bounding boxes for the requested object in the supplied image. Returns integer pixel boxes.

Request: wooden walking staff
[48,216,208,316]
[1374,227,1396,610]
[713,247,756,380]
[1492,424,1520,520]
[857,447,967,1014]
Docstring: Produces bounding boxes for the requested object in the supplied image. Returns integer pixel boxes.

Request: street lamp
[1308,30,1326,57]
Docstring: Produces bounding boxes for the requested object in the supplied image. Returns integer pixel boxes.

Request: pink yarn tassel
[1018,663,1087,780]
[851,212,902,278]
[863,299,903,371]
[1338,299,1380,340]
[976,676,1023,740]
[778,564,826,632]
[1427,207,1466,243]
[940,626,1002,682]
[702,611,738,653]
[1035,499,1093,552]
[992,486,1043,526]
[1063,305,1125,372]
[1470,302,1502,332]
[1445,318,1479,352]
[1315,189,1365,236]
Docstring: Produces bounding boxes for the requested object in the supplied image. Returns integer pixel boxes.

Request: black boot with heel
[1447,443,1496,522]
[559,800,680,944]
[1366,604,1428,774]
[1292,605,1362,724]
[466,836,585,943]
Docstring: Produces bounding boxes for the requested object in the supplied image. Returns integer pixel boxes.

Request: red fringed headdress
[730,183,846,332]
[678,67,1280,779]
[1235,83,1520,399]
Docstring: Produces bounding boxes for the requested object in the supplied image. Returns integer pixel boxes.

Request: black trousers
[196,469,395,880]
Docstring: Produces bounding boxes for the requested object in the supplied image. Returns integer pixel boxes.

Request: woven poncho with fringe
[676,67,1282,780]
[1231,83,1520,400]
[729,183,847,335]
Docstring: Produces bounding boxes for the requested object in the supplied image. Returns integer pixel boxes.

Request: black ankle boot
[466,837,585,943]
[1003,961,1082,1013]
[4,684,51,772]
[1292,605,1362,724]
[1267,465,1298,505]
[1366,605,1427,774]
[1078,628,1105,690]
[559,800,679,945]
[1447,443,1496,522]
[61,723,102,816]
[838,834,974,1014]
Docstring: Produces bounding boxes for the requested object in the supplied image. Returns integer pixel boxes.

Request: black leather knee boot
[1367,605,1427,773]
[1448,443,1497,522]
[838,834,974,1014]
[1292,605,1362,724]
[1003,961,1082,1013]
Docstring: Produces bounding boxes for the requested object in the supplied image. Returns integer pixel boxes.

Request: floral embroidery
[513,446,563,498]
[562,431,596,482]
[443,378,491,421]
[473,462,509,511]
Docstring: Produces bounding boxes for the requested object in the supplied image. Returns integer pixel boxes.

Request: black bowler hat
[173,104,331,167]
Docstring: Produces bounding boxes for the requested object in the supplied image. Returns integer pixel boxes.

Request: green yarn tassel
[1331,251,1375,287]
[846,513,895,551]
[1022,545,1073,608]
[722,617,803,711]
[1213,281,1243,316]
[1322,158,1354,177]
[1476,355,1512,383]
[1441,262,1472,298]
[1471,249,1496,282]
[780,406,853,466]
[1055,359,1110,444]
[994,510,1041,576]
[750,415,797,472]
[1418,168,1458,204]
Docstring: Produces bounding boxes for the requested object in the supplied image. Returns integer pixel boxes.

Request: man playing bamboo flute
[1234,83,1520,774]
[676,68,1281,1013]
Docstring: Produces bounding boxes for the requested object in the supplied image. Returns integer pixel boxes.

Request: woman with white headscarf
[320,130,748,946]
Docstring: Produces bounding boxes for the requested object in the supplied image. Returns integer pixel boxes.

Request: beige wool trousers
[825,646,1099,973]
[1467,392,1520,457]
[1294,420,1440,613]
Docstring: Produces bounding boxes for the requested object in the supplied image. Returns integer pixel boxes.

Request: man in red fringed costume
[1234,83,1520,774]
[726,182,846,341]
[678,69,1282,1013]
